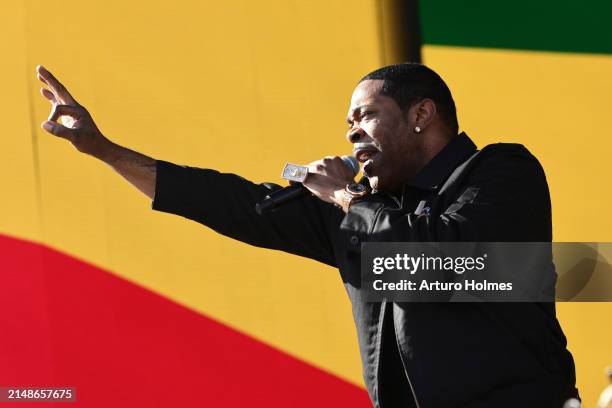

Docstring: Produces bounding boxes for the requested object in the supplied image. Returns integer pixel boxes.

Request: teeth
[357,150,376,162]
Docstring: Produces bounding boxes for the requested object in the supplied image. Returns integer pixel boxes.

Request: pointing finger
[36,65,78,105]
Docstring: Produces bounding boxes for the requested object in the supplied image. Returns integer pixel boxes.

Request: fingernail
[41,121,52,131]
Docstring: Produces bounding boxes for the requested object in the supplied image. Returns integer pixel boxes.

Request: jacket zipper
[373,194,421,407]
[375,301,387,407]
[392,305,422,408]
[376,302,422,408]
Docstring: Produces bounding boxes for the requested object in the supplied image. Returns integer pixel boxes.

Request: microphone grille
[341,155,360,176]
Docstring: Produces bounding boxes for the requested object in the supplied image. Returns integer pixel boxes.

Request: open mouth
[353,144,381,163]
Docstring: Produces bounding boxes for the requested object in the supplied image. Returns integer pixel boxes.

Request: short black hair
[360,63,459,133]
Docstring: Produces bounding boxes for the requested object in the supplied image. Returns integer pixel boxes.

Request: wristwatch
[342,182,368,210]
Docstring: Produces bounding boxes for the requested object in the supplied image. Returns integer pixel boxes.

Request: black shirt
[152,132,578,407]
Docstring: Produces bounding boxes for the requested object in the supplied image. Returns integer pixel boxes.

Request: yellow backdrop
[1,0,609,406]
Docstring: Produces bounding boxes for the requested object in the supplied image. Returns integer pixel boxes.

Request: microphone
[255,156,359,215]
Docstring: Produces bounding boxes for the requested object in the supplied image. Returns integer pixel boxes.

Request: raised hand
[37,65,112,157]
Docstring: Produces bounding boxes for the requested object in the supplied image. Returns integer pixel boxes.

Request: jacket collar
[405,132,478,192]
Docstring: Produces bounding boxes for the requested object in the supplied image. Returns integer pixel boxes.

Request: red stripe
[0,234,371,407]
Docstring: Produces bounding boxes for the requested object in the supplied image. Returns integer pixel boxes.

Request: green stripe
[420,0,612,55]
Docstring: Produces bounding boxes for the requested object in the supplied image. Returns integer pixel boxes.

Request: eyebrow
[346,104,371,124]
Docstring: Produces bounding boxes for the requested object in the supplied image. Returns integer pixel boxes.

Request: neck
[405,129,454,180]
[422,128,455,163]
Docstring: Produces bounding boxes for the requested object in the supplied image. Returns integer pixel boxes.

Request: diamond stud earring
[414,126,421,133]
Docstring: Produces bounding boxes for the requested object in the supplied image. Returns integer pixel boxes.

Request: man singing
[36,63,578,407]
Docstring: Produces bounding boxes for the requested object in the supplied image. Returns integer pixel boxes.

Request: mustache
[352,142,380,153]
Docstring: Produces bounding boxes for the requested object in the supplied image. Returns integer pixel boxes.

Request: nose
[346,127,365,144]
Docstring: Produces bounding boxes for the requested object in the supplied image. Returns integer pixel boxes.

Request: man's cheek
[363,123,377,140]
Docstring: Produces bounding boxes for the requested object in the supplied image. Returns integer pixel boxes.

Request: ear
[406,99,437,130]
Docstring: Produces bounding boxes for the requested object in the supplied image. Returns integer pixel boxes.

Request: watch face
[347,183,366,194]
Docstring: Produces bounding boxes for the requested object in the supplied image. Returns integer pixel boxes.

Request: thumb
[41,121,76,141]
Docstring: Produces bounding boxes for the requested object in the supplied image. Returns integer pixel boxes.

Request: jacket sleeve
[342,145,552,244]
[152,160,340,266]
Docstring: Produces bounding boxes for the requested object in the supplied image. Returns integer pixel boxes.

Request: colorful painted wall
[1,0,610,406]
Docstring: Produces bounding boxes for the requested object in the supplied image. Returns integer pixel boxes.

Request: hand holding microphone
[256,155,360,214]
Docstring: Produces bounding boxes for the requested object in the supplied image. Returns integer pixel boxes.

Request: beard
[365,148,422,194]
[363,153,385,193]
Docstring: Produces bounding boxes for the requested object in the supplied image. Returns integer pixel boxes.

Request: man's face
[346,79,423,193]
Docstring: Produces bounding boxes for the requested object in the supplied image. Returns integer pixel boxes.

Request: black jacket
[152,133,578,407]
